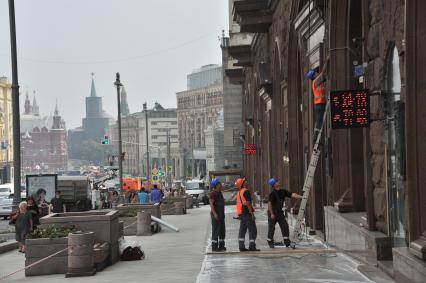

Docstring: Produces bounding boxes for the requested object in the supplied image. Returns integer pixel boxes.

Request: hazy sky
[0,0,229,128]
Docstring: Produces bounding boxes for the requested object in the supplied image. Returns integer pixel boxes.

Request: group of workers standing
[209,177,302,252]
[208,58,329,252]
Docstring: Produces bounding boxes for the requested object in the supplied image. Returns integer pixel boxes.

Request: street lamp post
[114,73,124,199]
[8,0,21,207]
[143,103,150,187]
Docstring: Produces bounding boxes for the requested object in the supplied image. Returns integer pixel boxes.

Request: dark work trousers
[314,103,326,130]
[211,213,225,244]
[267,214,290,241]
[238,214,257,247]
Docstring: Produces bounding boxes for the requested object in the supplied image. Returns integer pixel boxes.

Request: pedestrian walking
[235,178,259,252]
[50,191,66,214]
[112,190,119,209]
[138,187,149,204]
[10,201,33,253]
[209,178,226,252]
[266,178,302,248]
[26,197,40,229]
[151,185,162,204]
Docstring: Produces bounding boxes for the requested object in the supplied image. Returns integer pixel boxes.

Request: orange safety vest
[312,79,326,105]
[236,188,248,216]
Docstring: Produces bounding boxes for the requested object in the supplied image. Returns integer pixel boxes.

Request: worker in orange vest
[235,178,260,252]
[307,57,329,141]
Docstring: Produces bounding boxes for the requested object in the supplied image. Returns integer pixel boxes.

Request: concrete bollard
[66,231,96,277]
[137,211,152,236]
[174,202,185,215]
[185,197,194,209]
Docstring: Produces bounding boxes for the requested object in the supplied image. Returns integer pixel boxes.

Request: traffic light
[101,135,109,145]
[121,152,126,161]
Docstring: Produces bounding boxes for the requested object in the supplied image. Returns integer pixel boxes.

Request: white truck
[184,179,209,205]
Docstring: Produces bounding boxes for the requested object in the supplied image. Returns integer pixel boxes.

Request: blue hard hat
[210,178,221,188]
[306,70,316,80]
[268,177,278,187]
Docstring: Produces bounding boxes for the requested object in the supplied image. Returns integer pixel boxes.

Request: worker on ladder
[235,178,260,252]
[209,178,226,252]
[266,178,302,248]
[307,57,330,141]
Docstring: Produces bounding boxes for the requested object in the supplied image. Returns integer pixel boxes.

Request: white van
[0,184,13,198]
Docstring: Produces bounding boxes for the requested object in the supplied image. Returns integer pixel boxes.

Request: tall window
[233,129,240,146]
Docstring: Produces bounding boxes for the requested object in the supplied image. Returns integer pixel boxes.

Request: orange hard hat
[235,178,246,189]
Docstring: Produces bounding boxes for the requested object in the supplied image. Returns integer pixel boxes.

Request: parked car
[0,184,13,198]
[0,197,13,220]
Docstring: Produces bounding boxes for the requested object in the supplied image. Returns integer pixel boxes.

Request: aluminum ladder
[290,103,329,248]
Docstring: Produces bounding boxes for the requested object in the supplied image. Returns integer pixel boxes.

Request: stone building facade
[227,1,426,281]
[176,79,223,179]
[107,103,179,179]
[0,77,13,183]
[21,99,68,174]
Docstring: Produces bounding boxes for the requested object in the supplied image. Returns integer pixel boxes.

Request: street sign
[330,89,370,129]
[151,168,159,184]
[243,144,257,154]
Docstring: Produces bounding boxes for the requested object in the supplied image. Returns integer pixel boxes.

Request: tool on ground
[290,102,329,248]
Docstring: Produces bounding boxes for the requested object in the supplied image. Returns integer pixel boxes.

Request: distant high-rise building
[177,65,224,179]
[187,64,223,90]
[107,102,179,177]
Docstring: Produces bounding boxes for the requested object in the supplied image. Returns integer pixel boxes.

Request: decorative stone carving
[369,0,382,25]
[367,24,380,60]
[373,187,388,234]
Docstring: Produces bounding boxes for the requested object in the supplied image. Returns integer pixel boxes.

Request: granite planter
[161,197,187,215]
[120,216,160,235]
[120,216,137,236]
[25,237,68,276]
[116,203,162,219]
[40,210,120,264]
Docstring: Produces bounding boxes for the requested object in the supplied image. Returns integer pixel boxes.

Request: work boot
[212,242,219,252]
[267,240,275,249]
[239,242,248,252]
[284,238,291,247]
[218,241,227,251]
[249,242,260,251]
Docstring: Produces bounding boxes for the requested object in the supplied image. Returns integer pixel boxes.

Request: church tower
[120,86,130,116]
[23,91,32,114]
[32,92,39,116]
[52,100,63,129]
[85,73,102,118]
[82,73,111,141]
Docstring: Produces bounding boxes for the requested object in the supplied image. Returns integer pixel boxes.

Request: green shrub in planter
[28,225,78,239]
[118,208,138,218]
